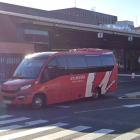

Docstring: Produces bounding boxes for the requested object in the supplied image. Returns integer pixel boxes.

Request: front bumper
[0,92,34,105]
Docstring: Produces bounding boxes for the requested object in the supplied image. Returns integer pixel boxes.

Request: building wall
[0,14,17,42]
[135,27,140,32]
[0,42,34,54]
[0,2,139,73]
[17,24,49,52]
[0,2,98,26]
[0,42,34,81]
[52,8,117,24]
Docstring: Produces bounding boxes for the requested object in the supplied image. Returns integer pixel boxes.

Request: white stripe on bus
[99,71,112,94]
[85,73,95,97]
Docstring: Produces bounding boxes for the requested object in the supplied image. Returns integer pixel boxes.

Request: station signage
[128,36,133,41]
[98,33,103,38]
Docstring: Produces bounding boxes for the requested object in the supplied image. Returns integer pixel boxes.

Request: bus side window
[57,56,68,76]
[85,55,102,73]
[100,54,114,71]
[67,55,87,74]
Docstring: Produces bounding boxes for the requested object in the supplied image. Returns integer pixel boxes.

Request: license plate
[3,100,11,104]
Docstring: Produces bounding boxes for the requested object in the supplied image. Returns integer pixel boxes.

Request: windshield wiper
[12,76,35,79]
[12,76,25,79]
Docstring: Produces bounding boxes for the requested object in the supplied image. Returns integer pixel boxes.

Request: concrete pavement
[118,74,140,99]
[118,75,140,83]
[124,92,140,99]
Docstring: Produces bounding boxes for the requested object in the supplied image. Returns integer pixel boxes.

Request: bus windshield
[12,57,49,79]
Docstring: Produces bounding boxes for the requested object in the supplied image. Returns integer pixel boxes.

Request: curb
[118,80,140,84]
[124,92,140,99]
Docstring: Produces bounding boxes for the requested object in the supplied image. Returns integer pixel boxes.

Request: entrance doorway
[126,49,140,71]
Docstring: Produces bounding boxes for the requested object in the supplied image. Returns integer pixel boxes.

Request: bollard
[132,73,135,78]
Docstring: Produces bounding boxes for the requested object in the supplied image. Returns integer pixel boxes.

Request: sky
[0,0,139,27]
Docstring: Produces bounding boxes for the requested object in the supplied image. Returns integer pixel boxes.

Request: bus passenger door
[56,56,70,102]
[60,76,70,102]
[41,58,61,105]
[67,55,87,100]
[70,74,87,100]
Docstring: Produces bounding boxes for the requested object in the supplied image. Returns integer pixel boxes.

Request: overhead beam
[0,10,139,38]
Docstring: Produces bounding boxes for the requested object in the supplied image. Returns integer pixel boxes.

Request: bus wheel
[31,95,45,110]
[92,88,100,100]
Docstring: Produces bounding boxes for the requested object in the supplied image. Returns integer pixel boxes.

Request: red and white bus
[0,48,117,109]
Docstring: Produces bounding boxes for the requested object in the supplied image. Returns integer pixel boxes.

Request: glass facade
[126,50,140,71]
[106,48,140,72]
[107,48,124,72]
[0,54,23,82]
[18,28,49,52]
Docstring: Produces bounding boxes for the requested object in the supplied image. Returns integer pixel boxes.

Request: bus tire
[31,95,45,110]
[92,88,101,100]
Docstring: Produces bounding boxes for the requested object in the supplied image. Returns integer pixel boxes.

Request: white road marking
[74,107,122,113]
[123,104,140,108]
[26,120,48,125]
[74,103,140,114]
[118,96,140,100]
[112,132,140,140]
[57,106,71,108]
[0,117,30,125]
[118,96,130,99]
[0,122,68,140]
[0,115,13,119]
[73,129,115,140]
[53,116,68,120]
[0,120,48,133]
[32,126,91,140]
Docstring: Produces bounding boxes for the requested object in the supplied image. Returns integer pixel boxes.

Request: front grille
[1,89,19,94]
[2,96,16,101]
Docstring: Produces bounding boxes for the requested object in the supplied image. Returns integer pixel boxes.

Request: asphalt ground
[0,80,140,139]
[0,76,140,139]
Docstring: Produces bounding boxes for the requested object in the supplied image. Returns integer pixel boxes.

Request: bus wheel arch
[92,87,101,100]
[31,93,46,110]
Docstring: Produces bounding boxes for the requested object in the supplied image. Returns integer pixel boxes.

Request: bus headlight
[19,84,32,91]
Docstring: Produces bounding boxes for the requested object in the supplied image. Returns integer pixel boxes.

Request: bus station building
[0,2,140,81]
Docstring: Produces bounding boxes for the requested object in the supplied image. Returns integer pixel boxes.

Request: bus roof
[25,52,57,58]
[25,48,113,59]
[70,48,112,54]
